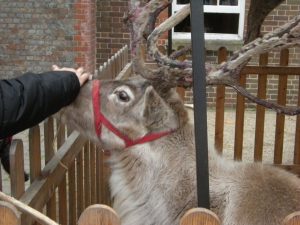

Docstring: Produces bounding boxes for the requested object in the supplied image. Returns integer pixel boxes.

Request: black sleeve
[0,71,80,138]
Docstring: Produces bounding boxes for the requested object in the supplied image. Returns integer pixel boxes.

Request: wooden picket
[233,73,246,160]
[78,205,222,225]
[78,206,300,225]
[78,205,121,225]
[9,140,25,199]
[295,80,300,165]
[214,47,227,153]
[98,45,130,80]
[0,202,20,225]
[284,211,300,225]
[44,117,56,221]
[253,53,269,161]
[274,49,289,164]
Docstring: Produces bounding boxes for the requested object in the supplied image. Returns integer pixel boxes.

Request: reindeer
[60,1,300,225]
[59,76,300,225]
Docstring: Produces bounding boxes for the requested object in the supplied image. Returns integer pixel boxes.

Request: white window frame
[172,0,246,41]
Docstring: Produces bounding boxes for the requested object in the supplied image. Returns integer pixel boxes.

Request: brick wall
[96,0,130,67]
[74,0,97,74]
[0,0,96,79]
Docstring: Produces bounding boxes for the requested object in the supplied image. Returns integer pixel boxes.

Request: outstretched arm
[0,67,90,138]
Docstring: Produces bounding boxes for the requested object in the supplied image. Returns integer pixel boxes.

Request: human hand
[52,65,92,87]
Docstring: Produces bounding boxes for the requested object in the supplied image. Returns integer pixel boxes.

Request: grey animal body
[60,78,300,225]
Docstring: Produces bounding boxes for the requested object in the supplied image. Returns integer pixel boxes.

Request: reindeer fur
[60,78,300,225]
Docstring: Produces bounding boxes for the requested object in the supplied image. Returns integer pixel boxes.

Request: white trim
[172,0,246,41]
[238,0,246,40]
[204,5,240,13]
[172,32,242,40]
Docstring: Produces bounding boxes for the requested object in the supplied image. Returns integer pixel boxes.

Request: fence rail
[1,45,300,224]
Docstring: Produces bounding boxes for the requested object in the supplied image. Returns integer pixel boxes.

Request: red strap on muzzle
[92,80,173,148]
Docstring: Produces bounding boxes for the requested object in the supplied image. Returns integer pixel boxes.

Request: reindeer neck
[109,122,198,225]
[109,121,195,172]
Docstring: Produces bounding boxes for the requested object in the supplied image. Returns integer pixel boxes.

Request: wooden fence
[0,45,300,224]
[0,46,131,225]
[1,201,300,225]
[213,48,300,176]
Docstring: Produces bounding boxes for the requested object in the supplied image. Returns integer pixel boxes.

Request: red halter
[92,80,173,148]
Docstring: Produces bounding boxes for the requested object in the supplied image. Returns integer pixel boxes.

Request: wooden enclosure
[0,45,300,224]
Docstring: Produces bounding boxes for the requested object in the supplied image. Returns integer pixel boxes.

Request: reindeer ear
[142,86,178,131]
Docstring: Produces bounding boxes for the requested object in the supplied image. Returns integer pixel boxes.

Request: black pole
[190,0,210,208]
[167,3,173,56]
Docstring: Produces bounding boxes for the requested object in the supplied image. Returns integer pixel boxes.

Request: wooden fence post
[68,158,77,225]
[0,201,20,225]
[76,150,85,219]
[84,142,91,208]
[254,53,269,161]
[0,165,2,192]
[29,126,42,225]
[234,74,246,160]
[283,211,300,225]
[214,47,227,153]
[274,49,289,164]
[44,117,56,221]
[29,126,42,184]
[78,204,121,225]
[180,208,220,225]
[57,122,67,225]
[10,140,25,199]
[295,76,300,165]
[90,143,97,205]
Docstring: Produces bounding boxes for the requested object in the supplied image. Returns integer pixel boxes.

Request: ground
[187,107,295,164]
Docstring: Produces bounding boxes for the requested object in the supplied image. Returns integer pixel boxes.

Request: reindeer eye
[116,91,130,102]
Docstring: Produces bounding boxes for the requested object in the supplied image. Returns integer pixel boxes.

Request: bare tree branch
[169,46,191,60]
[206,15,300,85]
[245,0,285,43]
[223,15,300,73]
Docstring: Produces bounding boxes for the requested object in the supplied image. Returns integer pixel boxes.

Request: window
[172,0,246,40]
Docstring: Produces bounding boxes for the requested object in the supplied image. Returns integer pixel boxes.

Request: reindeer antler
[126,0,194,90]
[126,0,300,115]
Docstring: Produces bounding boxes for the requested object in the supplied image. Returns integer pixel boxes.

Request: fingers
[52,65,59,70]
[78,72,91,86]
[76,67,84,74]
[51,65,76,73]
[51,65,92,87]
[75,67,91,86]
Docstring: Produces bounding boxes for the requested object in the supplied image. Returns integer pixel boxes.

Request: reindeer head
[95,78,185,150]
[62,77,188,151]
